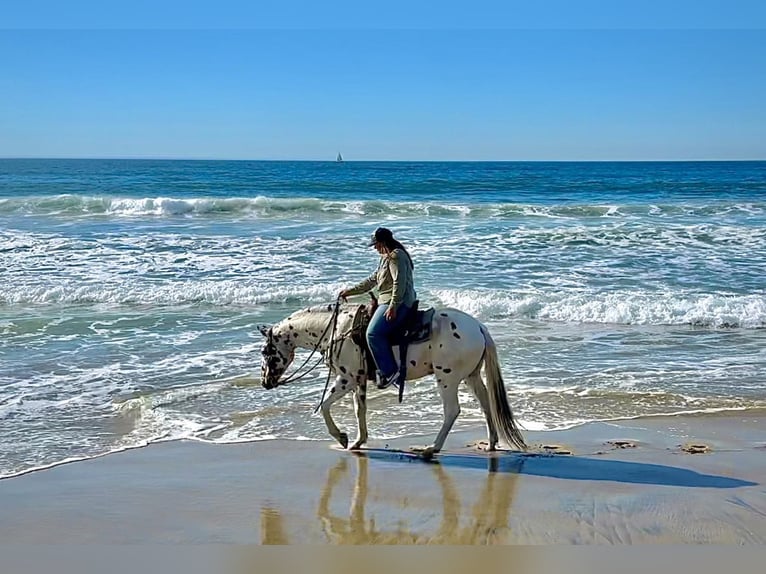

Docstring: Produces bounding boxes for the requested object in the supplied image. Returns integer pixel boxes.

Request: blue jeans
[366,303,411,378]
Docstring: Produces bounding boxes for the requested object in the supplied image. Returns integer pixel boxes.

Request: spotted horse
[258,302,527,458]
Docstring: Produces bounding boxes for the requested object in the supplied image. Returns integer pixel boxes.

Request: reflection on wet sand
[260,452,520,544]
[259,506,289,545]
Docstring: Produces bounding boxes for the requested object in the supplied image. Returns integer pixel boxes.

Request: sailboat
[336,152,343,163]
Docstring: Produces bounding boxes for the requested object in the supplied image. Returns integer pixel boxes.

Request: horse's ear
[256,324,272,337]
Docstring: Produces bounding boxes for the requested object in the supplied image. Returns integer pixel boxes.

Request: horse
[257,302,527,458]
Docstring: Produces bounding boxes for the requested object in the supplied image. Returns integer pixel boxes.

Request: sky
[2,1,766,161]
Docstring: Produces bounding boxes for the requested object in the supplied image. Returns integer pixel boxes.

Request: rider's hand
[338,289,349,301]
[385,305,396,321]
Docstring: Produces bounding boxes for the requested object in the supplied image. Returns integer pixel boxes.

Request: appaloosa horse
[258,302,526,458]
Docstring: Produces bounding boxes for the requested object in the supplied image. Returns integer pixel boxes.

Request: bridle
[264,299,344,412]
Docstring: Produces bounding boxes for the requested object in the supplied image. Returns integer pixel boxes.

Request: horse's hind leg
[413,379,461,459]
[465,370,499,451]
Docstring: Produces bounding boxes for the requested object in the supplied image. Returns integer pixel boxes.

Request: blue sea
[1,159,765,478]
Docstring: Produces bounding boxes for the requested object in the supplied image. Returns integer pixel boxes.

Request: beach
[1,160,765,548]
[1,410,763,544]
[3,159,766,482]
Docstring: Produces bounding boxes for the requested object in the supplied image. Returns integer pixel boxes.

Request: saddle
[350,295,435,403]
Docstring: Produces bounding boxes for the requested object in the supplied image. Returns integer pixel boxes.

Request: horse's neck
[280,308,336,351]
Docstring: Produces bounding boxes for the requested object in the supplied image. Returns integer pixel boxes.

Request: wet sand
[0,411,764,544]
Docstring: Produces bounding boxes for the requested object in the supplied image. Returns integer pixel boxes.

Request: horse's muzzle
[261,365,274,389]
[261,376,281,390]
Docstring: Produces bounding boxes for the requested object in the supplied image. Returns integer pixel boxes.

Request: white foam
[431,288,766,328]
[3,194,765,220]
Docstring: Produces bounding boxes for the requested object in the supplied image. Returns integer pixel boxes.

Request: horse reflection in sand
[259,506,289,545]
[258,303,526,458]
[260,453,520,544]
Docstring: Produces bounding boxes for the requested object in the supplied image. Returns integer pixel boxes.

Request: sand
[0,411,764,544]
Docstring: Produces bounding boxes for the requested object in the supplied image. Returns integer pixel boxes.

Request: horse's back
[431,307,485,337]
[396,306,485,381]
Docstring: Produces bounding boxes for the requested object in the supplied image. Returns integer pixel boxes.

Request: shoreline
[1,411,764,544]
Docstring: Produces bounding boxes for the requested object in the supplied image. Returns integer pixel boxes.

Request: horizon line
[2,157,765,163]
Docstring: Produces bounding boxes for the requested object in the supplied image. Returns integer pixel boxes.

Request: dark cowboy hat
[367,226,394,246]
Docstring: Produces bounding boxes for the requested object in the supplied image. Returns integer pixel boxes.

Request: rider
[339,227,417,389]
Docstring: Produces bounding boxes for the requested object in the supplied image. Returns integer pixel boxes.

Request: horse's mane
[301,302,359,315]
[277,302,362,338]
[282,302,361,326]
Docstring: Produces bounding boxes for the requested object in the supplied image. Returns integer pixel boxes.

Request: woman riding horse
[339,227,417,390]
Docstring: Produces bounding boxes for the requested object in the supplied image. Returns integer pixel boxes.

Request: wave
[1,194,764,219]
[1,281,764,329]
[433,288,766,329]
[0,280,338,308]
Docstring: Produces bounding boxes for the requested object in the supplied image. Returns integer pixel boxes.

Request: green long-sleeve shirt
[345,248,417,307]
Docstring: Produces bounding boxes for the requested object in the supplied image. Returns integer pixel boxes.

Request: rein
[313,300,344,414]
[274,299,343,388]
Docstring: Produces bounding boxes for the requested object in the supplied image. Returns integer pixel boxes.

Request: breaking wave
[1,281,764,329]
[1,194,764,219]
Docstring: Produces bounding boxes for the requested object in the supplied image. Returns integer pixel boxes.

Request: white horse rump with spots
[258,303,526,458]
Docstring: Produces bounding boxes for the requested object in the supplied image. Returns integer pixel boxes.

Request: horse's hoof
[349,440,366,450]
[420,447,436,460]
[338,433,349,449]
[409,445,437,460]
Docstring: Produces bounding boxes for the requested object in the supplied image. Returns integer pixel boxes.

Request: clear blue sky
[2,1,765,160]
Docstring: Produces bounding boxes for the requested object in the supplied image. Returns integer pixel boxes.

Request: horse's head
[257,323,296,389]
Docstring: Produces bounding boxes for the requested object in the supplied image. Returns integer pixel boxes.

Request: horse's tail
[480,326,527,451]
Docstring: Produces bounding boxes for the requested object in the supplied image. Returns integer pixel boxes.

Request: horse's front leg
[411,379,461,459]
[349,376,368,450]
[320,374,356,449]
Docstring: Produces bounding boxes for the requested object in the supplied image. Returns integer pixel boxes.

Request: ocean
[1,159,765,478]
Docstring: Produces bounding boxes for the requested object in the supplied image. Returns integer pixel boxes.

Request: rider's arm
[343,269,377,297]
[388,250,407,307]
